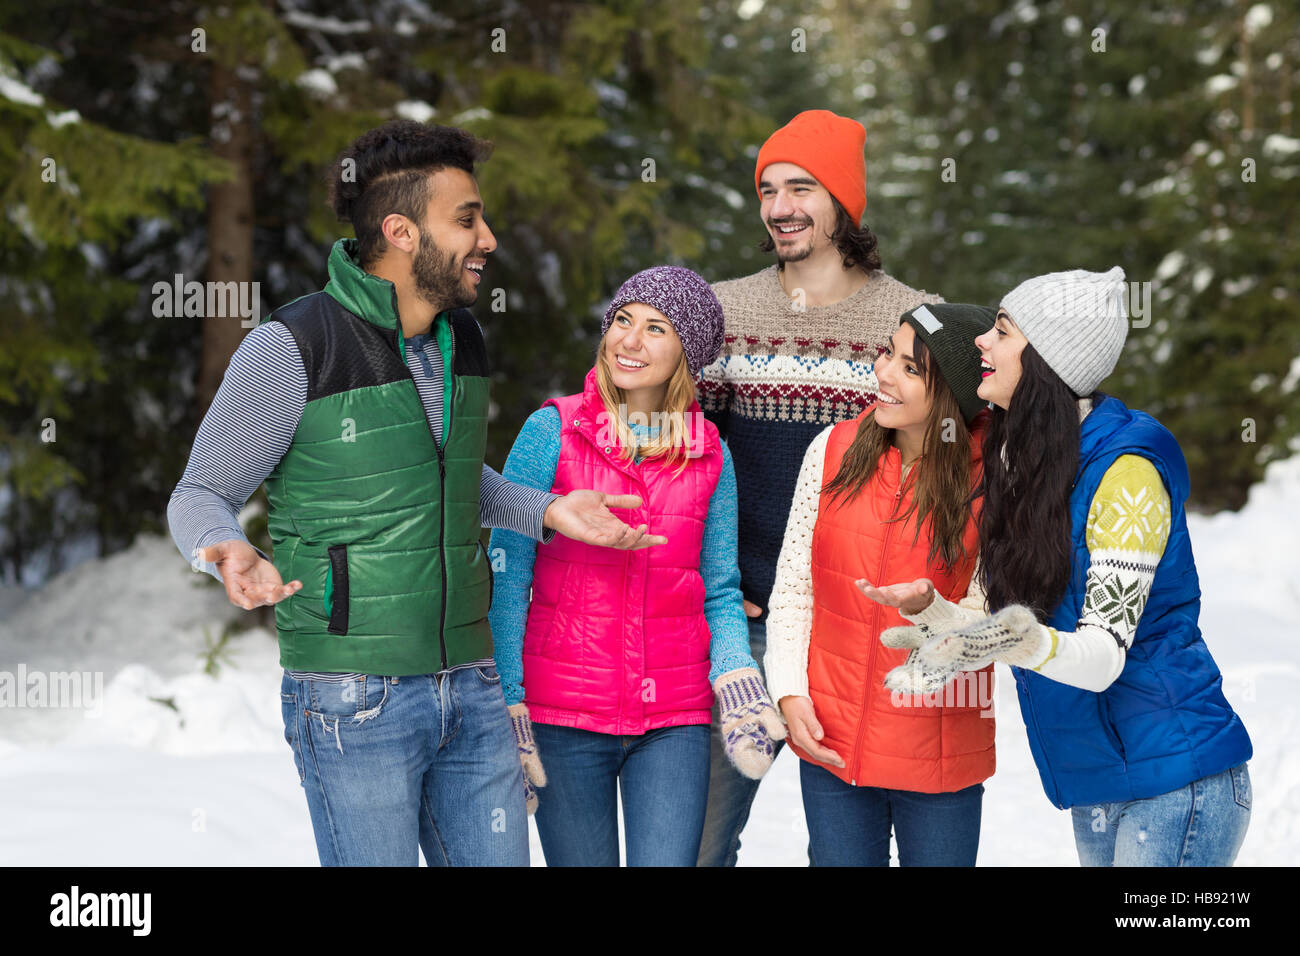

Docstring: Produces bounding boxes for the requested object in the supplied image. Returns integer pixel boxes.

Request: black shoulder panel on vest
[268,292,410,402]
[449,308,490,378]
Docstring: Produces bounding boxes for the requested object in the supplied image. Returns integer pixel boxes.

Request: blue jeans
[279,663,528,866]
[698,618,791,866]
[531,722,711,866]
[799,760,984,866]
[1070,762,1251,866]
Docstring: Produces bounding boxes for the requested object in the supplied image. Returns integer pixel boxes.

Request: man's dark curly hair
[329,120,494,268]
[759,195,883,273]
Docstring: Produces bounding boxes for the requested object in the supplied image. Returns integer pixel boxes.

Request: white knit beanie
[1000,266,1129,396]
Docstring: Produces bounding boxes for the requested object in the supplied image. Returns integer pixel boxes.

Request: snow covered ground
[2,456,1297,866]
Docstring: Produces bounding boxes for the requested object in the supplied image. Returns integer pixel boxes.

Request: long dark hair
[976,344,1087,618]
[760,196,883,273]
[822,332,976,570]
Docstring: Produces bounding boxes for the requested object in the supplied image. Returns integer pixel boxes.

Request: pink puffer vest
[522,367,723,734]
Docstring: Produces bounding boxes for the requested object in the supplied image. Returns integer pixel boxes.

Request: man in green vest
[168,121,664,866]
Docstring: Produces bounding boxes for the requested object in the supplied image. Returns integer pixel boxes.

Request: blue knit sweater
[488,406,757,707]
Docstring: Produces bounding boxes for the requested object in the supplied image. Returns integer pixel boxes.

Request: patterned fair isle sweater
[697,264,942,616]
[765,398,1174,702]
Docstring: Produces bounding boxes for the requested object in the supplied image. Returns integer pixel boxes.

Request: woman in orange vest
[764,302,995,866]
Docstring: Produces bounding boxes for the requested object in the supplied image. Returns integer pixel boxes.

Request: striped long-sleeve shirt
[167,319,558,588]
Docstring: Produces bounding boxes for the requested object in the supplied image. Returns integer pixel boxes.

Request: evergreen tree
[0,26,227,581]
[891,0,1299,509]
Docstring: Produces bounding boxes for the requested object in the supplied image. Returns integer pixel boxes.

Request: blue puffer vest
[1013,395,1252,809]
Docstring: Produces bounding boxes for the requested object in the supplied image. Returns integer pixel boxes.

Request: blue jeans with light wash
[1070,762,1251,866]
[698,618,798,866]
[799,760,984,866]
[279,662,529,866]
[530,722,711,866]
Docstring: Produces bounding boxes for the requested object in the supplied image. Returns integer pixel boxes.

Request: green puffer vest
[263,238,493,675]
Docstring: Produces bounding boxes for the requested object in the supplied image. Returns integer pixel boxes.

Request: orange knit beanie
[754,110,867,224]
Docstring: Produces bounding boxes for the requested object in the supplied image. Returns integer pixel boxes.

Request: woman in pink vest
[764,303,996,865]
[488,266,785,866]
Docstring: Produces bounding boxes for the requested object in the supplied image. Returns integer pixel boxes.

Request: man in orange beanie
[696,108,945,866]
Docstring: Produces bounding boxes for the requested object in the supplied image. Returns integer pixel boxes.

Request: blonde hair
[594,341,701,476]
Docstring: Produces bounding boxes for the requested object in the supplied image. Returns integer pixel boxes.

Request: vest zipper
[393,309,454,672]
[438,317,457,672]
[583,416,649,734]
[848,461,905,785]
[1015,670,1066,809]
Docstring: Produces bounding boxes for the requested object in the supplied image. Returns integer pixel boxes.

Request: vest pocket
[541,563,577,659]
[325,544,350,635]
[1098,698,1127,764]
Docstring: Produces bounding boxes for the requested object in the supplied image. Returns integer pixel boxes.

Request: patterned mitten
[507,703,547,814]
[879,621,936,650]
[883,605,1053,696]
[714,668,788,780]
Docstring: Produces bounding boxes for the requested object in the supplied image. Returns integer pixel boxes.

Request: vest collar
[1077,395,1132,469]
[1075,394,1189,501]
[323,238,401,332]
[574,366,711,458]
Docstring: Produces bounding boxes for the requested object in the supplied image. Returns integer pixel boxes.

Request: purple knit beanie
[600,266,726,379]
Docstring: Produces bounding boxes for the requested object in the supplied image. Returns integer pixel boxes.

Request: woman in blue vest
[859,267,1252,866]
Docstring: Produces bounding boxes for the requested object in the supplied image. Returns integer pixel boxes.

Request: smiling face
[758,162,839,266]
[873,323,935,433]
[974,309,1029,409]
[401,166,497,310]
[602,302,685,394]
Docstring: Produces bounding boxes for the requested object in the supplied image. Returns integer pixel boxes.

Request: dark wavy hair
[328,120,493,268]
[976,344,1092,618]
[759,196,883,273]
[822,328,977,571]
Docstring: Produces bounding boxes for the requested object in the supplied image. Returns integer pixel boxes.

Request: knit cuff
[762,648,810,715]
[713,666,766,700]
[1031,627,1060,671]
[191,528,264,582]
[902,590,982,629]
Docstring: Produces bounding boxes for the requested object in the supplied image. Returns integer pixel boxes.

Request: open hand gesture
[543,490,668,550]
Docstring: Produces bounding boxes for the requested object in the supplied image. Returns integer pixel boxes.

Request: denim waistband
[285,658,496,682]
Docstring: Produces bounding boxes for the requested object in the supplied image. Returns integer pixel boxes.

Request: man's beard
[412,235,476,310]
[776,241,814,265]
[770,219,815,264]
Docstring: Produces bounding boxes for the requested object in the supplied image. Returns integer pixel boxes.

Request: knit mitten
[879,621,936,650]
[882,605,1053,696]
[714,668,788,780]
[507,703,547,814]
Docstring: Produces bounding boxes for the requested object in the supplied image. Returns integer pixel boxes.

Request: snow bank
[2,452,1297,864]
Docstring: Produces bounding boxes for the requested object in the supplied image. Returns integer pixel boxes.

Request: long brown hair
[594,344,701,476]
[821,332,977,570]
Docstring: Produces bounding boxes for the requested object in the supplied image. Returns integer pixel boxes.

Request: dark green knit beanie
[899,303,995,424]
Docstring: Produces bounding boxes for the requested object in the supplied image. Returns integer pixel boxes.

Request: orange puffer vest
[797,406,995,792]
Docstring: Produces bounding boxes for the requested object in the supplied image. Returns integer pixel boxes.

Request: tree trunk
[198,59,255,418]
